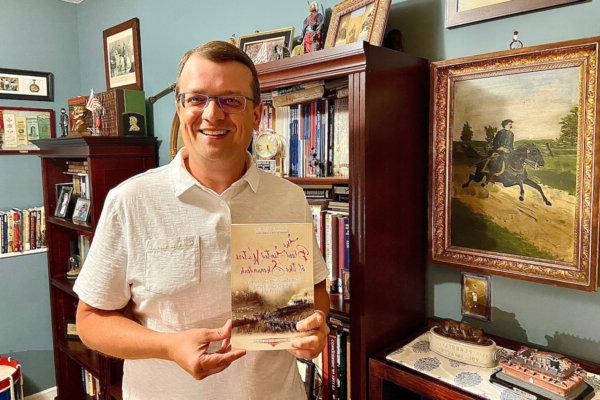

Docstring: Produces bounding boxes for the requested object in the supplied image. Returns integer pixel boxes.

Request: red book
[321,335,330,400]
[12,210,21,253]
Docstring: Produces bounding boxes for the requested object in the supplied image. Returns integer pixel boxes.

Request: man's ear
[253,102,264,130]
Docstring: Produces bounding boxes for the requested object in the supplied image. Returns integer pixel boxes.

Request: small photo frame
[238,27,295,65]
[102,18,143,90]
[461,272,491,321]
[0,68,54,101]
[55,183,74,205]
[55,186,74,218]
[64,320,78,340]
[324,0,391,48]
[72,197,91,225]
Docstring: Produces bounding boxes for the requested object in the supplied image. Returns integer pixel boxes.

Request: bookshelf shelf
[51,276,77,298]
[0,149,44,155]
[109,383,122,400]
[37,137,157,400]
[286,177,350,185]
[256,42,428,400]
[58,340,101,377]
[47,216,93,233]
[0,247,47,259]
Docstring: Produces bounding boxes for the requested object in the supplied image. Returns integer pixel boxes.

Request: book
[230,222,315,351]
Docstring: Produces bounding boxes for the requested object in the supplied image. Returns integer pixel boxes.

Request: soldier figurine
[59,108,69,137]
[302,2,324,53]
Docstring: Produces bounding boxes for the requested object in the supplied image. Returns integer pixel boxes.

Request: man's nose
[201,98,225,120]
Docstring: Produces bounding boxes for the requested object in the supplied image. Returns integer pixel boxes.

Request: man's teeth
[201,129,228,136]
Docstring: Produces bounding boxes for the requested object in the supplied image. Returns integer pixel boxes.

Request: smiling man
[74,41,329,400]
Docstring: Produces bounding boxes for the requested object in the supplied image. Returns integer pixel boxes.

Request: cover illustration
[231,223,314,351]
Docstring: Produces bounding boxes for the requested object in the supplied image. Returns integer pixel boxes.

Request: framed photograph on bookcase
[72,198,91,225]
[429,36,600,291]
[445,0,584,28]
[324,0,391,48]
[0,68,54,101]
[102,18,143,90]
[55,186,73,218]
[238,27,294,65]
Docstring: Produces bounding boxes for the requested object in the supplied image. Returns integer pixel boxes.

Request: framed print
[64,320,79,340]
[102,18,143,90]
[430,36,600,291]
[446,0,584,28]
[461,272,491,321]
[0,68,53,101]
[238,27,294,65]
[55,186,73,218]
[72,197,91,225]
[0,106,55,151]
[55,183,74,205]
[324,0,391,48]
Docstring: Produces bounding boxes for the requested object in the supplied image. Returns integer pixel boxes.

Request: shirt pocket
[144,236,200,295]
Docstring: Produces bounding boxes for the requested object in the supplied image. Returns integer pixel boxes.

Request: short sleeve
[306,204,328,285]
[73,189,130,310]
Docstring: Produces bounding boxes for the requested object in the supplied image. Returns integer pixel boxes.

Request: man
[74,41,329,400]
[492,119,515,154]
[483,119,515,176]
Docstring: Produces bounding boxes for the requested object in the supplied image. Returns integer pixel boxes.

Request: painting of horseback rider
[481,119,514,177]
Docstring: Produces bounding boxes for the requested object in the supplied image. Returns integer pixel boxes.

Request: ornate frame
[430,37,600,291]
[102,18,143,90]
[324,0,390,48]
[445,0,584,28]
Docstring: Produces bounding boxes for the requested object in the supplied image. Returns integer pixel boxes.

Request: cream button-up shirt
[74,148,328,400]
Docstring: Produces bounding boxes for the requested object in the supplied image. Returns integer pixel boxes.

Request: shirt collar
[169,147,260,197]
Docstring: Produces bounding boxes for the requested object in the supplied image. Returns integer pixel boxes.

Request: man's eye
[221,96,243,107]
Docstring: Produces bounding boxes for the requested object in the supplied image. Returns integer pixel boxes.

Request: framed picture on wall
[445,0,584,28]
[238,27,295,65]
[429,36,600,291]
[0,68,54,101]
[0,106,55,151]
[102,18,143,90]
[324,0,391,48]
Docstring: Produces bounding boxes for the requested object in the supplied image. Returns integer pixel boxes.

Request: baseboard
[25,386,57,400]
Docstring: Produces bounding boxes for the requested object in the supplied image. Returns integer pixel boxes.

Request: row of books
[81,368,101,399]
[0,110,52,149]
[0,207,46,254]
[65,161,90,199]
[319,323,351,400]
[310,201,350,299]
[259,81,349,178]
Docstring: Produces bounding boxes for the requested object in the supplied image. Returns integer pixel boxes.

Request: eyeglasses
[177,93,254,113]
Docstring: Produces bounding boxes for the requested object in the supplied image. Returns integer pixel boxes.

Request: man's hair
[501,119,514,128]
[175,41,261,104]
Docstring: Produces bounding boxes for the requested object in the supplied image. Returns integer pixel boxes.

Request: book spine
[328,331,338,399]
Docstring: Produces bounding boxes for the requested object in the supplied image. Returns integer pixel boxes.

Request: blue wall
[0,0,80,395]
[3,0,600,395]
[388,0,600,362]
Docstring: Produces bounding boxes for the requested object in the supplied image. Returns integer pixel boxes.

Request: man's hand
[166,320,246,380]
[288,310,329,359]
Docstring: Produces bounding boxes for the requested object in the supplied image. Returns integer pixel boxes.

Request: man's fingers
[288,348,317,360]
[217,337,231,354]
[291,333,321,350]
[296,311,325,331]
[201,319,233,342]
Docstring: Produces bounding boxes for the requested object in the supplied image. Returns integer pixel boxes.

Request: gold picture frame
[324,0,391,48]
[446,0,584,28]
[461,272,491,321]
[429,36,600,291]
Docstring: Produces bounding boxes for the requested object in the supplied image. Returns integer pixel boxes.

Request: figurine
[85,89,105,136]
[437,319,490,345]
[59,108,69,137]
[301,1,325,53]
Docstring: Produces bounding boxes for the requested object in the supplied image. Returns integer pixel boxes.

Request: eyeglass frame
[176,92,256,113]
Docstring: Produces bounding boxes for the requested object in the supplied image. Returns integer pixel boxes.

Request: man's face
[506,122,513,130]
[176,55,262,166]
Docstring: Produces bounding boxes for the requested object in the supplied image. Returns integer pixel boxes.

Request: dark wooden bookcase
[35,136,156,400]
[256,42,429,400]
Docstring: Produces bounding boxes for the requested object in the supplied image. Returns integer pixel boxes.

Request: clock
[253,129,285,175]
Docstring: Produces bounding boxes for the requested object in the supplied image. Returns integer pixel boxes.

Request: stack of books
[0,207,46,254]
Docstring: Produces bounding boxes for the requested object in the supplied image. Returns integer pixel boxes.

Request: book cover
[37,115,51,139]
[231,222,315,351]
[15,116,28,146]
[2,113,17,148]
[26,116,39,141]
